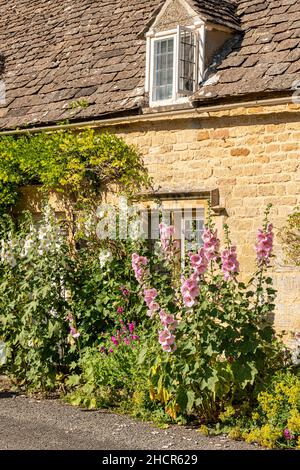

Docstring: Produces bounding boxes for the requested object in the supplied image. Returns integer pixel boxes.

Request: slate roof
[188,0,241,31]
[0,0,299,130]
[195,0,300,102]
[0,0,164,129]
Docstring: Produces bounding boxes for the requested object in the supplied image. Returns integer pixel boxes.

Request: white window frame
[146,23,205,108]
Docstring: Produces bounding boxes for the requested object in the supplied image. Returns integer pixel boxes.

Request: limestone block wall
[107,102,300,336]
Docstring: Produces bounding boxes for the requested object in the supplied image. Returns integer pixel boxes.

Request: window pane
[179,29,196,94]
[152,38,174,102]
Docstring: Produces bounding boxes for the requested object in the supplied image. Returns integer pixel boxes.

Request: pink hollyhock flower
[159,310,178,330]
[159,223,175,239]
[183,292,195,308]
[202,228,220,261]
[221,246,240,281]
[123,338,130,345]
[181,277,200,298]
[159,223,178,259]
[117,306,124,314]
[128,322,135,334]
[132,253,149,283]
[143,288,158,306]
[181,274,200,307]
[70,327,80,339]
[189,247,208,275]
[111,336,119,346]
[131,334,139,341]
[255,224,273,265]
[108,348,114,353]
[146,300,160,318]
[158,328,176,353]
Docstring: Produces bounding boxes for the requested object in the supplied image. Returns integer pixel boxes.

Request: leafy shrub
[243,370,300,449]
[66,320,146,409]
[0,129,150,212]
[0,209,71,390]
[0,206,149,391]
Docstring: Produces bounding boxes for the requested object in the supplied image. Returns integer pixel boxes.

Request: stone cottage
[0,0,299,335]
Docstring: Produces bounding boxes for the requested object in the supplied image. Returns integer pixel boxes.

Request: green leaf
[186,390,195,412]
[232,361,258,389]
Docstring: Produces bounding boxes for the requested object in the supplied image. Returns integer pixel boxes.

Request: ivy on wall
[0,129,151,212]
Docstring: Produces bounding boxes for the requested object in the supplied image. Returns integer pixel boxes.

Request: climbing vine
[0,128,151,212]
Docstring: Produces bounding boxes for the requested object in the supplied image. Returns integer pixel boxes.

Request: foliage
[69,239,147,350]
[0,209,71,390]
[66,320,152,413]
[244,370,300,449]
[0,129,150,211]
[214,370,300,449]
[134,207,287,422]
[0,207,149,390]
[0,201,297,450]
[281,208,300,266]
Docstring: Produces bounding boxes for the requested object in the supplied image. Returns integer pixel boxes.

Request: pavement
[0,391,260,450]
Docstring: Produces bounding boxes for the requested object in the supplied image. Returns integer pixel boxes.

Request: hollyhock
[202,228,220,261]
[111,336,119,346]
[159,223,179,259]
[158,328,177,353]
[117,306,124,314]
[70,327,80,339]
[66,313,74,323]
[132,253,149,283]
[147,301,160,318]
[159,310,177,330]
[181,275,200,307]
[143,288,158,306]
[221,246,240,281]
[189,247,208,275]
[255,224,273,265]
[159,223,175,239]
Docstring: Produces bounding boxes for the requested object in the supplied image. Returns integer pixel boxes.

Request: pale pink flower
[181,273,200,307]
[202,228,220,261]
[159,310,178,330]
[159,223,175,239]
[189,247,208,275]
[255,224,273,265]
[132,253,149,283]
[158,328,176,352]
[143,288,158,306]
[221,246,240,281]
[70,327,80,339]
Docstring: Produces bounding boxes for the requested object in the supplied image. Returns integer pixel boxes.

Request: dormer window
[146,24,205,107]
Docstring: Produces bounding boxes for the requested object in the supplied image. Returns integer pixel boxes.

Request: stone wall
[105,102,300,337]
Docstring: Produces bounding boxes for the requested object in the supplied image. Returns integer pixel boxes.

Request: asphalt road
[0,392,260,450]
